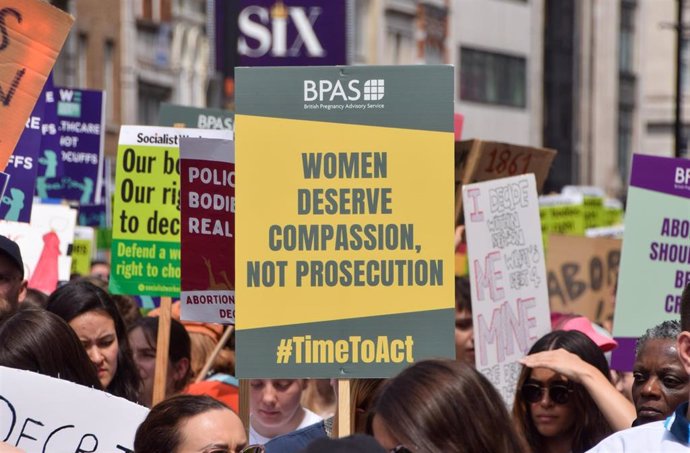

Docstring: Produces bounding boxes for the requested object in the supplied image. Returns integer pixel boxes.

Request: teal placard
[159,103,234,131]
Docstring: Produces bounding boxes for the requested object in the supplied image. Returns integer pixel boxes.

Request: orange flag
[0,1,74,171]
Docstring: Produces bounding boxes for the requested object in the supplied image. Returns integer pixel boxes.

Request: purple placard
[610,337,637,371]
[0,93,44,223]
[0,173,10,202]
[38,88,105,205]
[629,153,690,198]
[237,0,347,66]
[78,204,107,227]
[36,74,64,193]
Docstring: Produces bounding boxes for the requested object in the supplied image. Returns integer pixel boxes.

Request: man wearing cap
[0,235,27,318]
[586,283,690,452]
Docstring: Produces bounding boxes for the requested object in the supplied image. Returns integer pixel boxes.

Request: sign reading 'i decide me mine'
[235,66,455,378]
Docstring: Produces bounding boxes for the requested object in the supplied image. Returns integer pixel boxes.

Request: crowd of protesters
[1,232,690,453]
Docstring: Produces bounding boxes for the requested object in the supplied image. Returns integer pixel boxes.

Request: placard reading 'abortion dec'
[180,137,235,323]
[463,174,551,405]
[235,65,455,378]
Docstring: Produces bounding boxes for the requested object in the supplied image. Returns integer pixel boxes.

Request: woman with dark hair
[371,359,528,453]
[46,280,140,402]
[134,394,261,453]
[514,330,633,453]
[128,316,192,407]
[0,308,101,388]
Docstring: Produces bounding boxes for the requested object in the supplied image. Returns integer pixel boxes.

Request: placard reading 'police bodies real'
[180,137,235,323]
[235,65,455,378]
[611,154,690,371]
[0,366,148,452]
[463,174,551,404]
[110,126,232,297]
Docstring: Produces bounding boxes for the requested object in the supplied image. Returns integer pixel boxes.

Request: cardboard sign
[454,140,556,225]
[109,126,231,297]
[160,103,234,131]
[0,366,147,452]
[0,1,73,170]
[1,91,43,222]
[0,202,76,283]
[463,174,551,404]
[180,137,235,323]
[235,65,455,378]
[545,235,620,324]
[611,154,690,371]
[37,88,106,204]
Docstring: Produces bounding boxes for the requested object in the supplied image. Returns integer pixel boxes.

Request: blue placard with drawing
[0,93,44,223]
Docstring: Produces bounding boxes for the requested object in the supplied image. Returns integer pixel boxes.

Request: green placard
[159,103,234,130]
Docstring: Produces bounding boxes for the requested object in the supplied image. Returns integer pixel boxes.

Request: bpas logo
[675,167,690,187]
[304,79,385,102]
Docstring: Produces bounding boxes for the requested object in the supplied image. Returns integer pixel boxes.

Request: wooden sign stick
[152,296,172,406]
[195,325,234,383]
[240,380,250,434]
[336,379,351,437]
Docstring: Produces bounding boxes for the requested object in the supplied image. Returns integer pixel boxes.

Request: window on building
[77,34,88,88]
[137,81,170,125]
[617,106,633,184]
[619,0,635,74]
[459,47,527,108]
[104,41,115,124]
[617,0,637,185]
[353,0,369,64]
[385,10,415,65]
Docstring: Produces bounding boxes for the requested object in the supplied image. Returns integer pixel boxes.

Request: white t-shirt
[249,408,322,445]
[586,418,689,452]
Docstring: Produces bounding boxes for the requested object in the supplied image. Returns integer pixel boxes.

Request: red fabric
[184,380,239,413]
[29,231,60,294]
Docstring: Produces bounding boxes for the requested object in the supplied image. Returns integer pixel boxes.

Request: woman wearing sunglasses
[513,330,633,453]
[371,359,528,453]
[134,394,264,453]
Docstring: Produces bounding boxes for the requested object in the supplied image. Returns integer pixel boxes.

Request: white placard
[462,174,551,404]
[0,202,77,282]
[0,366,148,452]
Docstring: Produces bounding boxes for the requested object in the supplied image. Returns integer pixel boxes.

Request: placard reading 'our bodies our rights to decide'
[110,126,231,297]
[235,65,455,378]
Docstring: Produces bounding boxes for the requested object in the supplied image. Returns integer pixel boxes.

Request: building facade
[453,0,544,148]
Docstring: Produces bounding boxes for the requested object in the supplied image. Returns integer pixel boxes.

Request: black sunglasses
[521,382,573,405]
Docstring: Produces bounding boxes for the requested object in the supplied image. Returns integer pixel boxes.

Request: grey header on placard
[236,65,454,133]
